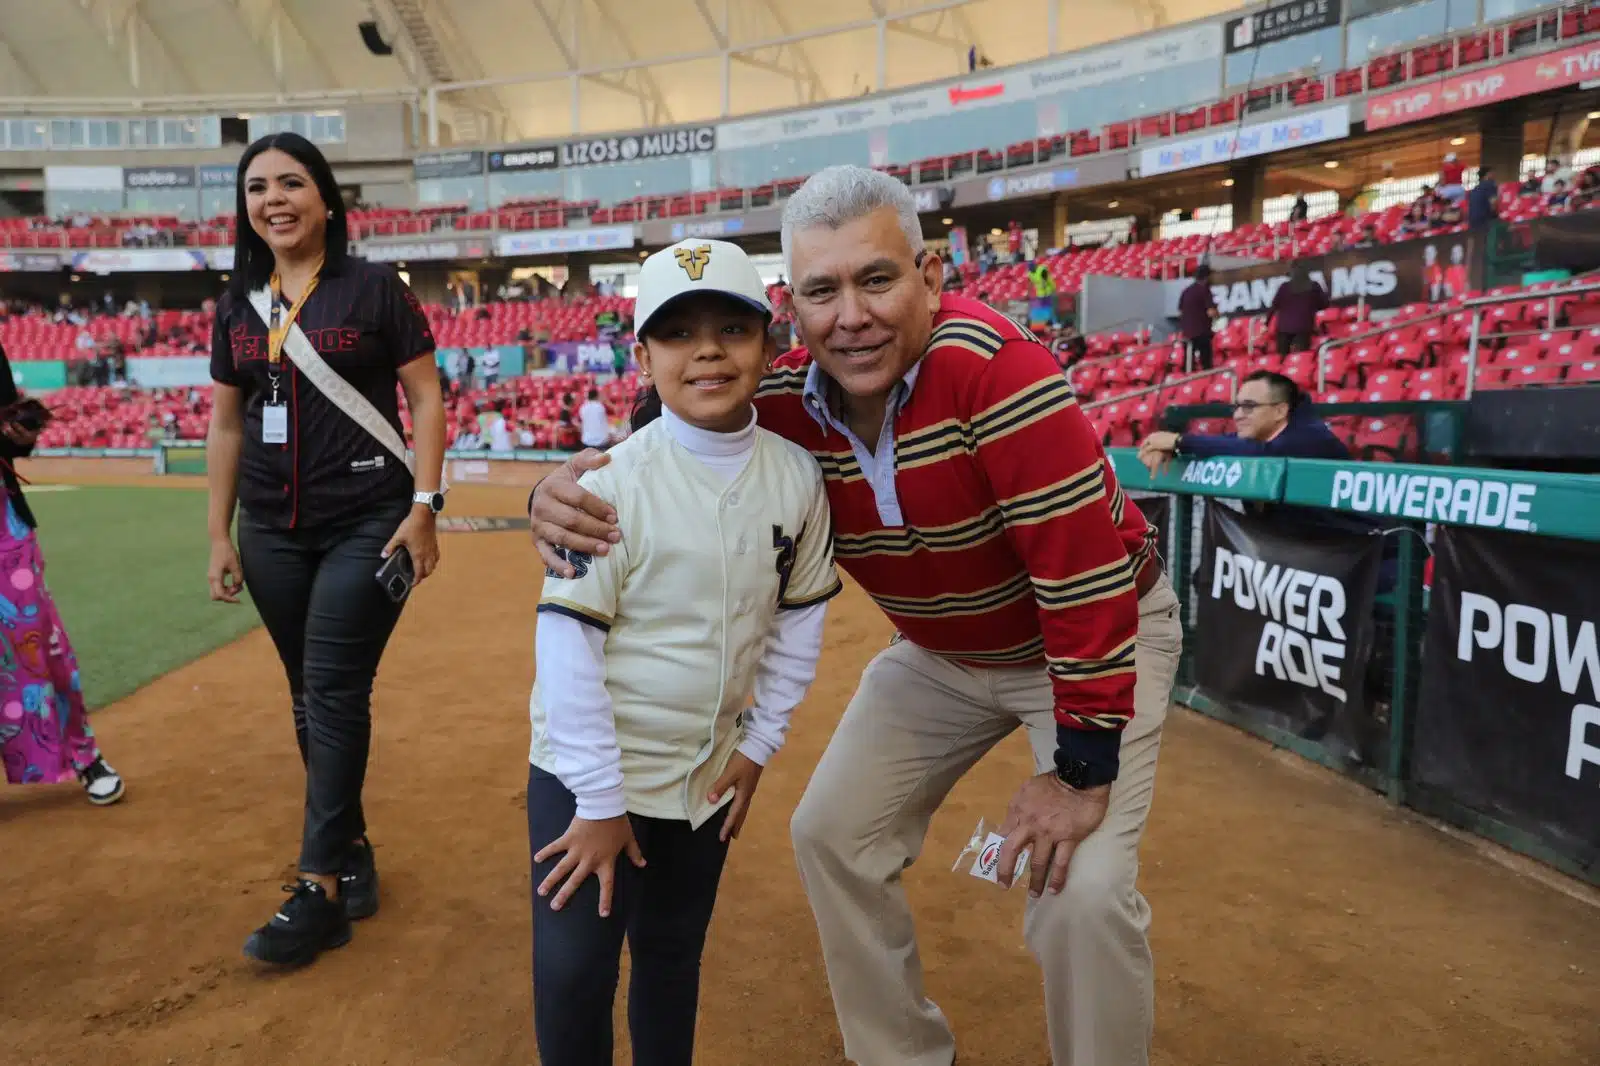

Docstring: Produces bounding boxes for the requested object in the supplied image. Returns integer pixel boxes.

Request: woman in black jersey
[204,133,448,967]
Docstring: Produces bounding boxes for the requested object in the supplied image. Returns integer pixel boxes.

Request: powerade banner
[1207,233,1480,314]
[1414,527,1600,866]
[558,126,716,167]
[1194,504,1386,763]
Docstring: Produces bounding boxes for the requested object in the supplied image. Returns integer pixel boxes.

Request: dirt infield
[2,477,1597,1066]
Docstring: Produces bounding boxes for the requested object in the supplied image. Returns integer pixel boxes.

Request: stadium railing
[1108,447,1600,886]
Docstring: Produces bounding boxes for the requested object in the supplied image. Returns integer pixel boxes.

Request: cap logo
[674,244,712,282]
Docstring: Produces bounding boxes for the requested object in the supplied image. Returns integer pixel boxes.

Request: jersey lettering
[546,545,592,580]
[773,523,796,605]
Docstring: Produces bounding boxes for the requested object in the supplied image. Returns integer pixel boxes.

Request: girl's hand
[208,538,244,603]
[709,752,764,843]
[534,814,646,917]
[382,508,440,583]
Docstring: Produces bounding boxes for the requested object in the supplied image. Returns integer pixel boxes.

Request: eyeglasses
[1234,400,1286,413]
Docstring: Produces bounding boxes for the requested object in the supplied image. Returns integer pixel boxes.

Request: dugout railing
[1108,447,1600,887]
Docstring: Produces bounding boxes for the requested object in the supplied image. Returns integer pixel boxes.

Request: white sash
[247,285,422,478]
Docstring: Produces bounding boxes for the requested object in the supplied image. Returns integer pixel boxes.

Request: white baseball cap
[632,238,772,338]
[1444,152,1457,162]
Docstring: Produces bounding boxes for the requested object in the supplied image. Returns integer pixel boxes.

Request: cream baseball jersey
[530,416,840,827]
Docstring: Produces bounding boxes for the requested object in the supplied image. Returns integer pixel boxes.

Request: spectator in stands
[531,163,1182,1066]
[1548,178,1572,212]
[1467,166,1498,228]
[1007,220,1025,263]
[1542,156,1574,194]
[1351,222,1380,249]
[205,132,448,969]
[0,341,126,807]
[578,388,612,451]
[1289,194,1309,224]
[1438,152,1466,201]
[1265,261,1327,356]
[481,347,501,388]
[1178,264,1219,370]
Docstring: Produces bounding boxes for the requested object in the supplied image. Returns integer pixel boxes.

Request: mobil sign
[1138,105,1350,177]
[1367,40,1600,130]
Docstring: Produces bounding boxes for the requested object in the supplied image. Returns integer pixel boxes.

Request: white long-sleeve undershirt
[534,408,829,820]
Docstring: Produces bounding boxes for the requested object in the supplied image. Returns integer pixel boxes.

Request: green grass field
[29,486,261,709]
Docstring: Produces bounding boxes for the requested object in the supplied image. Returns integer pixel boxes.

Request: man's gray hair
[780,165,926,277]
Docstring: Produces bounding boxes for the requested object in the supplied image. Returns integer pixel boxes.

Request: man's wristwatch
[1055,757,1117,791]
[413,490,446,514]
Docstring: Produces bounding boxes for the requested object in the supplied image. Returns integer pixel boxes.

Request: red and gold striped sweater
[752,294,1157,768]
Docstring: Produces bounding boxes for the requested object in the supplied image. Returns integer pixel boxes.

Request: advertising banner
[1367,39,1600,130]
[70,249,211,273]
[1206,232,1480,314]
[1282,458,1600,541]
[197,165,237,188]
[558,126,716,168]
[1108,451,1286,500]
[1414,526,1600,864]
[1193,504,1387,763]
[414,150,486,179]
[360,239,489,263]
[1528,208,1600,273]
[1138,105,1350,177]
[1225,0,1340,53]
[716,23,1221,150]
[487,145,559,172]
[0,252,64,272]
[123,166,196,190]
[125,356,211,388]
[495,226,635,258]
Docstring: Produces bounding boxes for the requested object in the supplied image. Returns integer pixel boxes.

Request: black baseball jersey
[210,257,435,530]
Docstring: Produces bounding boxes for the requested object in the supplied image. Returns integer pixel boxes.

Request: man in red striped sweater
[530,165,1183,1066]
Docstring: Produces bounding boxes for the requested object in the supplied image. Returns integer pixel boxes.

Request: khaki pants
[791,576,1183,1066]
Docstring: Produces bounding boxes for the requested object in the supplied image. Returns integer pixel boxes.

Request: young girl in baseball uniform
[527,238,840,1066]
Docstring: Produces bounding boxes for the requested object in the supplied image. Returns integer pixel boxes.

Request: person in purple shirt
[1265,261,1328,356]
[1177,265,1218,370]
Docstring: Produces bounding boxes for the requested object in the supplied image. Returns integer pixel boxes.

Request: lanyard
[266,257,324,368]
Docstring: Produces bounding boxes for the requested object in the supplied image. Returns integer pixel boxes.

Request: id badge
[262,402,289,445]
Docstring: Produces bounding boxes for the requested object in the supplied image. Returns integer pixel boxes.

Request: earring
[326,210,333,218]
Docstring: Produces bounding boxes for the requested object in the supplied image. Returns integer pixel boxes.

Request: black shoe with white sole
[242,880,352,966]
[77,757,124,806]
[340,839,380,921]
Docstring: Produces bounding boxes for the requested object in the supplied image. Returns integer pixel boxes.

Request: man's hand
[1136,431,1180,477]
[1,423,39,449]
[534,813,646,917]
[708,752,764,843]
[995,772,1112,898]
[529,450,620,576]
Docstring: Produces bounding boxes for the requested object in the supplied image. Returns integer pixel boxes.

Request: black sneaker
[340,839,380,921]
[242,880,352,966]
[77,757,125,806]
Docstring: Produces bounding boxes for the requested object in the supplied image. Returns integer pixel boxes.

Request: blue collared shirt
[800,359,922,528]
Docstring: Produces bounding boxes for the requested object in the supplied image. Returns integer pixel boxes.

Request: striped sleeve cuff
[537,600,613,632]
[780,577,843,611]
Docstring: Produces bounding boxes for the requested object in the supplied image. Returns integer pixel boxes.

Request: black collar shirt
[210,257,436,530]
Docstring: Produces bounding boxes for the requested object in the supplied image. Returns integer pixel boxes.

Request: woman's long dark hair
[228,132,349,301]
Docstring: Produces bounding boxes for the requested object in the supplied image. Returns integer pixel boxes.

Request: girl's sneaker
[77,757,125,806]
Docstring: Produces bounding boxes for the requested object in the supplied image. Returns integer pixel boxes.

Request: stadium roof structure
[0,0,1215,144]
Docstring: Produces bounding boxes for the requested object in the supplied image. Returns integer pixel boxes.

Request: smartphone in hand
[375,546,416,604]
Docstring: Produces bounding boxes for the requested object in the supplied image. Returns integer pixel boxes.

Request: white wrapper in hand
[951,817,1030,887]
